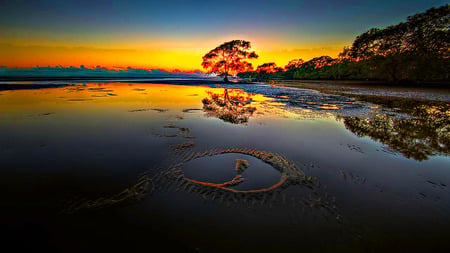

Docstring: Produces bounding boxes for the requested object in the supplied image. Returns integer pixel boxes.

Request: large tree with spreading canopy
[202,40,258,82]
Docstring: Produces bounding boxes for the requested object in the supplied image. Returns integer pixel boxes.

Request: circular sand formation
[182,153,283,192]
[64,148,341,224]
[152,148,342,222]
[64,148,309,213]
[165,148,308,194]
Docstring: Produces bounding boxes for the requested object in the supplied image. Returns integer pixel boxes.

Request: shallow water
[277,80,450,102]
[1,81,449,252]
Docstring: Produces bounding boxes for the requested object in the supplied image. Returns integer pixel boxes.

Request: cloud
[0,65,205,78]
[0,43,204,71]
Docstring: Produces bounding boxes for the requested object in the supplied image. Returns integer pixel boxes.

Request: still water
[0,81,449,252]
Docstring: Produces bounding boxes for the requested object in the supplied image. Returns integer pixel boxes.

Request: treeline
[239,4,450,83]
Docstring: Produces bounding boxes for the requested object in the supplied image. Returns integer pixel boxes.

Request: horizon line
[0,65,207,74]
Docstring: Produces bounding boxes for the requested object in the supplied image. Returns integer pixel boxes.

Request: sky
[0,0,447,71]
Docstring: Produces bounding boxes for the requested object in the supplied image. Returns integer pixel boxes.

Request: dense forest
[238,4,449,83]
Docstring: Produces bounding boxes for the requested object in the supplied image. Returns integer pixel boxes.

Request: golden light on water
[0,83,334,123]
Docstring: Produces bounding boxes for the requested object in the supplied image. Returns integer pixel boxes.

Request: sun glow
[0,37,345,72]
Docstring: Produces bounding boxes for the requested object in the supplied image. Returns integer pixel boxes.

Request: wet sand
[0,81,449,252]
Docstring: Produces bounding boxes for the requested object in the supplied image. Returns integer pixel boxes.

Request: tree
[284,59,304,70]
[202,40,258,82]
[301,56,337,70]
[405,4,450,57]
[256,62,280,73]
[347,4,449,60]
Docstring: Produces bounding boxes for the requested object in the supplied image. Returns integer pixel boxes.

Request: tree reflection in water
[202,88,256,124]
[340,105,450,161]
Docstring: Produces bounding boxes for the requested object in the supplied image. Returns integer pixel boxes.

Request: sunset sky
[0,0,446,71]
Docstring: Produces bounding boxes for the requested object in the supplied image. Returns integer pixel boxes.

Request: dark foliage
[238,4,449,83]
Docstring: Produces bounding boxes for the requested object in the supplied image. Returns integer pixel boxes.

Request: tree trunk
[224,88,230,103]
[224,73,229,82]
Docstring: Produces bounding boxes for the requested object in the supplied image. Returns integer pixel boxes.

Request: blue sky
[0,0,446,69]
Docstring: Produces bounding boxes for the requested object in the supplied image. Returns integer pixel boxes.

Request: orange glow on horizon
[0,39,346,72]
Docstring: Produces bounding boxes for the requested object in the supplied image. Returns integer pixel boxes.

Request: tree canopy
[284,59,305,70]
[347,4,449,61]
[256,62,281,73]
[238,4,449,83]
[202,40,258,82]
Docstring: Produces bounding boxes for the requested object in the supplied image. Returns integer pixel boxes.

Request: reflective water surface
[1,81,449,252]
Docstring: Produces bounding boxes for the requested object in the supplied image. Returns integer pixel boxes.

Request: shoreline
[273,79,450,88]
[1,76,449,88]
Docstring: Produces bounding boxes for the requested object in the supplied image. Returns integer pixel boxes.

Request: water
[0,81,449,252]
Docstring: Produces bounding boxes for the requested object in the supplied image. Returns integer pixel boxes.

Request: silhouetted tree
[302,56,337,69]
[284,59,305,70]
[202,40,258,82]
[343,4,450,81]
[256,62,281,73]
[241,4,449,82]
[289,56,338,79]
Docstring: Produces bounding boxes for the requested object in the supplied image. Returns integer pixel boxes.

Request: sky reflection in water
[0,82,449,252]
